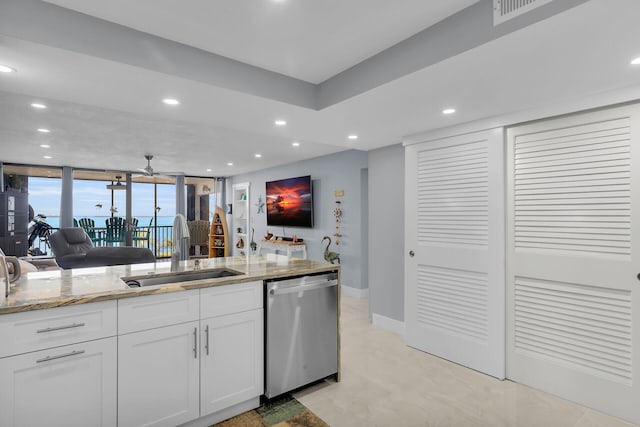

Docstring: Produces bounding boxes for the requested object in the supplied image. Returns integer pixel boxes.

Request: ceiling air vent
[493,0,555,25]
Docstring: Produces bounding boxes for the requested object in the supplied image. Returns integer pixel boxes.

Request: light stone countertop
[1,254,339,315]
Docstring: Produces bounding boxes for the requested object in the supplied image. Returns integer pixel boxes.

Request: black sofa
[49,227,155,269]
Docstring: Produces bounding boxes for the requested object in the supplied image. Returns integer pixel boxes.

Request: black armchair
[49,227,155,269]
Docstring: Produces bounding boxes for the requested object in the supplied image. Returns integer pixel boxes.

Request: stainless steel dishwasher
[265,271,339,398]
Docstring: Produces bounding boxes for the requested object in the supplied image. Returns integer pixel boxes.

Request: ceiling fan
[136,154,183,177]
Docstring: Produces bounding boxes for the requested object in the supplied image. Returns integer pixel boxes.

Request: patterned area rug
[211,395,329,427]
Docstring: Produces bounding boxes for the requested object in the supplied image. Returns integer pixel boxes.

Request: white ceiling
[1,0,640,178]
[42,0,479,84]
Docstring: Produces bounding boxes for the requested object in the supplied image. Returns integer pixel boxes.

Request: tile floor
[294,296,637,427]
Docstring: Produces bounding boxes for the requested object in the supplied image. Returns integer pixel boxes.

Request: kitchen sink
[123,268,244,288]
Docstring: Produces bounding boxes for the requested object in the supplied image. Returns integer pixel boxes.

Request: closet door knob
[409,250,415,257]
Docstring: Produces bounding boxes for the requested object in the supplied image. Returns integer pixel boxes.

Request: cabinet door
[0,337,117,427]
[200,309,263,415]
[118,321,199,427]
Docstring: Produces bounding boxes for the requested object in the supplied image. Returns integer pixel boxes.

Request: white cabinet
[117,290,200,427]
[118,322,200,427]
[201,309,263,414]
[0,301,118,427]
[117,282,263,426]
[232,182,250,256]
[0,337,117,427]
[0,281,264,427]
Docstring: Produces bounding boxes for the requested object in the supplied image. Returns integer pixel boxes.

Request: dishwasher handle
[269,279,338,296]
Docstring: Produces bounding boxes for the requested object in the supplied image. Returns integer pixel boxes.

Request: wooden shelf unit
[208,206,229,258]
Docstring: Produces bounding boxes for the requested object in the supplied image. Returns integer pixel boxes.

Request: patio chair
[105,216,127,246]
[78,217,105,246]
[187,220,210,258]
[132,218,152,248]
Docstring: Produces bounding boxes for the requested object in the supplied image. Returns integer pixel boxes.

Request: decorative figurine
[250,228,257,252]
[321,236,341,264]
[256,195,265,214]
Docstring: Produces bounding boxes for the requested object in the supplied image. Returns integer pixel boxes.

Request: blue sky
[29,177,177,218]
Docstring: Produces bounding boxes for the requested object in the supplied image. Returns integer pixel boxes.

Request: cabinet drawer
[0,301,117,358]
[118,289,199,334]
[200,281,263,319]
[0,337,117,427]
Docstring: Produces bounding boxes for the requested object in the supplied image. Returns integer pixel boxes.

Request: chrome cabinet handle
[36,350,85,363]
[205,325,210,356]
[37,322,86,333]
[193,327,198,359]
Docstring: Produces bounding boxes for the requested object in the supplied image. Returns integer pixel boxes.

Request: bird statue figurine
[250,228,257,252]
[322,236,340,264]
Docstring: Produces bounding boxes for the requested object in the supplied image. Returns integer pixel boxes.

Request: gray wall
[228,150,369,290]
[368,144,405,322]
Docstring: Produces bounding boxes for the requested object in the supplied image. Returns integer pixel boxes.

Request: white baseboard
[341,285,369,299]
[372,313,406,337]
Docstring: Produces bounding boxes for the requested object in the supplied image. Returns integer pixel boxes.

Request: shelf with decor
[232,182,250,256]
[208,206,229,258]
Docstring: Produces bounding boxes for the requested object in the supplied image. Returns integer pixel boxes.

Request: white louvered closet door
[405,129,505,379]
[507,104,640,424]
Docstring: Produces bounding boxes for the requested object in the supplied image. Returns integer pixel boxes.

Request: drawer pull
[205,325,210,356]
[36,350,85,363]
[37,322,86,333]
[193,327,198,359]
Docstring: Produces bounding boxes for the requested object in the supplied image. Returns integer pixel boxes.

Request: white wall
[228,150,369,290]
[368,144,405,322]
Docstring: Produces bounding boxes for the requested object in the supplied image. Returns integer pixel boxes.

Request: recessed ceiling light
[255,153,262,158]
[292,142,300,147]
[206,168,212,172]
[274,120,287,126]
[31,103,47,109]
[442,108,456,115]
[162,98,180,105]
[0,64,16,73]
[43,155,52,159]
[40,144,50,148]
[348,135,358,140]
[227,162,233,166]
[37,128,50,133]
[632,57,640,65]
